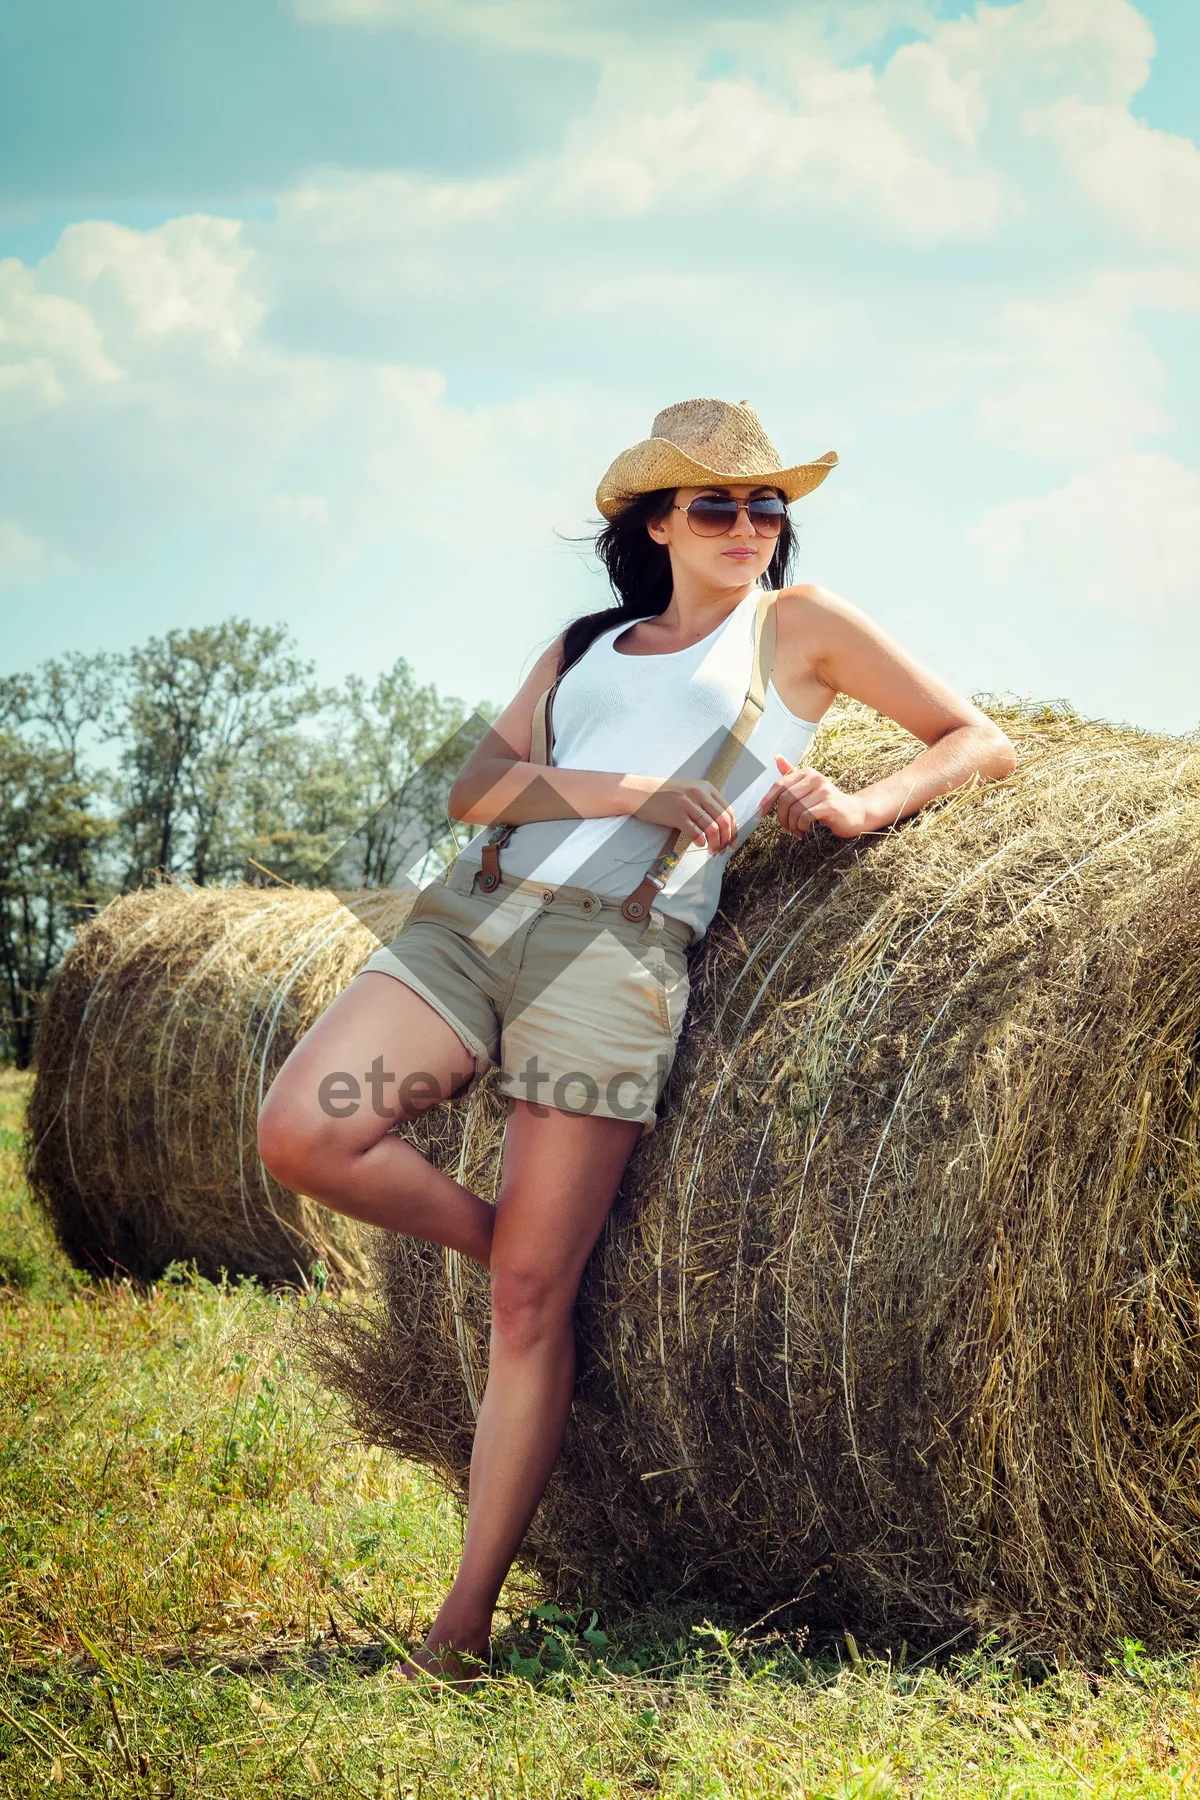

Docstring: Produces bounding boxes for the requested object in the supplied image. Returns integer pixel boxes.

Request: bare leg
[258,977,643,1683]
[256,971,496,1267]
[406,1099,641,1680]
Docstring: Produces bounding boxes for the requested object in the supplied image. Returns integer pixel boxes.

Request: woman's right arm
[447,636,740,853]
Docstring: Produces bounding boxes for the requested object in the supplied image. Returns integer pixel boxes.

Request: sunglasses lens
[686,497,739,535]
[684,495,787,536]
[747,497,786,535]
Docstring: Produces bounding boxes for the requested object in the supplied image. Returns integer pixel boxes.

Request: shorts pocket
[405,885,440,924]
[396,879,477,938]
[653,944,691,1041]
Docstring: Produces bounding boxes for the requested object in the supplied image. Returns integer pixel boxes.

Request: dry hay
[307,696,1200,1658]
[25,882,416,1288]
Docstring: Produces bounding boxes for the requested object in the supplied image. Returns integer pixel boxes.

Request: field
[3,1067,1200,1797]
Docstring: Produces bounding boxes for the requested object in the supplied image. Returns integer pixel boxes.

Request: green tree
[0,650,118,774]
[308,660,491,890]
[0,658,117,1064]
[239,729,364,888]
[0,626,496,1059]
[0,727,114,1065]
[113,620,326,888]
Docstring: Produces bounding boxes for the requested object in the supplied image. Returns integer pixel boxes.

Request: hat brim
[595,440,838,521]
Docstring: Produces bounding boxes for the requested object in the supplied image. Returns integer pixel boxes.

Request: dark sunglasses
[675,492,788,538]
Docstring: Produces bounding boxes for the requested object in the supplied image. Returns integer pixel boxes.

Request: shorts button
[541,889,555,904]
[581,898,596,913]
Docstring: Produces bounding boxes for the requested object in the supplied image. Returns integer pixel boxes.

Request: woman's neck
[650,571,758,646]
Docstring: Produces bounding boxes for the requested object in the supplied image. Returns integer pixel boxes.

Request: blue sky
[1,0,1197,733]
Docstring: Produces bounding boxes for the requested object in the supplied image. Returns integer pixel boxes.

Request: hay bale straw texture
[26,883,416,1288]
[308,697,1200,1657]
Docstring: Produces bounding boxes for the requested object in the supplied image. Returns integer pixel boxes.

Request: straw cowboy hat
[596,397,838,520]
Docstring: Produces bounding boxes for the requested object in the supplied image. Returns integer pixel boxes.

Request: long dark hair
[559,488,797,677]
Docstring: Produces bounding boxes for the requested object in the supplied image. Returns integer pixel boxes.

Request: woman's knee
[256,1081,347,1192]
[489,1262,576,1353]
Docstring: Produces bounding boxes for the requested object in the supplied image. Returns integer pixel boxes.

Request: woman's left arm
[760,585,1018,840]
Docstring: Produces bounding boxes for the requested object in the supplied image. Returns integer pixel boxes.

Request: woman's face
[646,483,784,591]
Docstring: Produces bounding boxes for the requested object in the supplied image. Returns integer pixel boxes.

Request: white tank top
[454,585,820,939]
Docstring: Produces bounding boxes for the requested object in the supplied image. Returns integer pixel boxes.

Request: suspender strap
[620,588,778,922]
[529,681,556,769]
[479,677,557,890]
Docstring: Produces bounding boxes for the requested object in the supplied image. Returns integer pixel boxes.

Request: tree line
[0,617,494,1066]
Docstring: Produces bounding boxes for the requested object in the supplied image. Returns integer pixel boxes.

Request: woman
[257,397,1017,1681]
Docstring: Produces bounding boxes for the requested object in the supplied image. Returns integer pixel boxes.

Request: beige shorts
[357,857,694,1134]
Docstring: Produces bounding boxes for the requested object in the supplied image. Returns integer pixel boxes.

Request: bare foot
[398,1640,488,1691]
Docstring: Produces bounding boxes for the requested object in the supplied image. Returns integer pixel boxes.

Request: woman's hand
[758,756,868,839]
[633,778,740,854]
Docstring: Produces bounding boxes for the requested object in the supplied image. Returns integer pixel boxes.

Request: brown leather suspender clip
[478,826,512,893]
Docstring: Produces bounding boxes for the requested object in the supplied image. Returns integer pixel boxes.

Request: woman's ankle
[425,1596,494,1659]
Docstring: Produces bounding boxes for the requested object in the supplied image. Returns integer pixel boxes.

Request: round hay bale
[25,881,416,1288]
[307,696,1200,1657]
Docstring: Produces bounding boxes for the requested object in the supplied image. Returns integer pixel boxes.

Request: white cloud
[282,0,1017,247]
[0,218,333,566]
[38,217,265,363]
[292,0,1156,120]
[550,65,1006,242]
[275,62,1006,253]
[934,0,1153,111]
[1036,98,1200,250]
[0,211,620,579]
[268,0,1193,334]
[972,452,1200,624]
[0,258,121,422]
[5,0,1193,514]
[0,217,270,435]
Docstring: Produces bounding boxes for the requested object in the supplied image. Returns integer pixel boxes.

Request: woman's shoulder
[523,633,567,695]
[772,580,870,657]
[772,580,850,621]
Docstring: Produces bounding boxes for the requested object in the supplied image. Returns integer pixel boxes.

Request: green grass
[3,1064,1200,1797]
